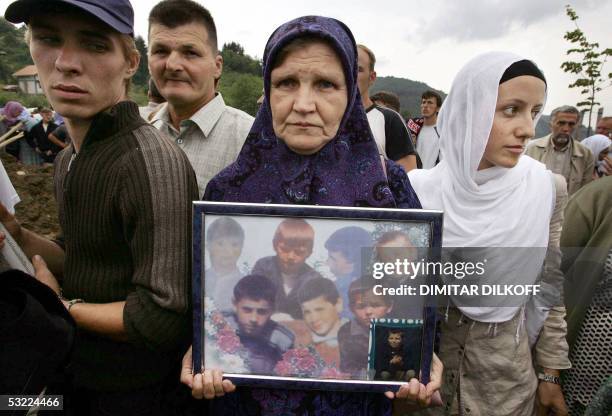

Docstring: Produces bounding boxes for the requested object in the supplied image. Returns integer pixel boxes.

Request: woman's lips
[505,145,525,154]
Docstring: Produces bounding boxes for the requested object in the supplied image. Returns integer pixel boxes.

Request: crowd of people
[0,0,610,415]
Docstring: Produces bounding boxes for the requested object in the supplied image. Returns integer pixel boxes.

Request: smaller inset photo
[368,319,423,382]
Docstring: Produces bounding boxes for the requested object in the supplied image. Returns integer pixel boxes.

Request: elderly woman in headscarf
[580,134,611,179]
[181,15,443,415]
[408,52,571,415]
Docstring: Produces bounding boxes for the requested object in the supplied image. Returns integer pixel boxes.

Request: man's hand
[33,255,61,297]
[180,345,236,399]
[385,352,443,408]
[536,371,568,416]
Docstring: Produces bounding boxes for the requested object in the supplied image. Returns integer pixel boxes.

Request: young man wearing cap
[2,1,198,413]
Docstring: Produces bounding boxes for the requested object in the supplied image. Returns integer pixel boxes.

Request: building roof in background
[12,65,37,77]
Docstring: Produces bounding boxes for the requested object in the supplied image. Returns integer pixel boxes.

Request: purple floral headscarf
[204,16,420,209]
[1,101,25,126]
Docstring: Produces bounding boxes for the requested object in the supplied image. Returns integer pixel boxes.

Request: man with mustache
[147,0,254,197]
[2,0,198,413]
[526,105,595,195]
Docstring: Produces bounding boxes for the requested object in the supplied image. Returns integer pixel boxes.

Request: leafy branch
[561,5,612,134]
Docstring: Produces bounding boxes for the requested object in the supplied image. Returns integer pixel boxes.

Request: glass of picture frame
[192,201,443,393]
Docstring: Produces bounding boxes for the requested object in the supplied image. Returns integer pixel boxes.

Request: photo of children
[205,217,245,312]
[374,230,424,319]
[324,226,373,319]
[222,274,295,374]
[284,277,344,367]
[369,323,423,382]
[338,279,394,377]
[252,219,323,319]
[201,213,431,381]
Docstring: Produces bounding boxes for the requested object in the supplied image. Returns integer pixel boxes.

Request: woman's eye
[502,106,518,116]
[276,78,297,88]
[318,80,335,89]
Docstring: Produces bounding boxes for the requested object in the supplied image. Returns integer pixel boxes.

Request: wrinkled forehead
[263,16,357,91]
[553,112,579,122]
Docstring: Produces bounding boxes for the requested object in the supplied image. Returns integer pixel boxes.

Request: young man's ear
[126,52,140,79]
[368,70,377,88]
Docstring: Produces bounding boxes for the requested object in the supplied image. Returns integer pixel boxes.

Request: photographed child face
[209,237,243,271]
[388,332,402,349]
[351,292,392,329]
[326,250,354,277]
[274,240,311,275]
[301,295,341,337]
[376,234,417,265]
[234,297,273,336]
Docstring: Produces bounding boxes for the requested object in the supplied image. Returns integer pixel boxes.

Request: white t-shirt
[0,160,19,214]
[416,125,440,169]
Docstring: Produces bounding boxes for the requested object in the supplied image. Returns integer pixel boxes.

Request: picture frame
[192,201,443,393]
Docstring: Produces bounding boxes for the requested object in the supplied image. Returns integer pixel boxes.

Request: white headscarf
[581,134,611,172]
[409,52,554,323]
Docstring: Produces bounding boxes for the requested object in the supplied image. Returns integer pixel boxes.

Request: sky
[2,0,611,123]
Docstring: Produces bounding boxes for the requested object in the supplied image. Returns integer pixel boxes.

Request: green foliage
[0,18,32,84]
[133,36,148,88]
[561,5,612,133]
[372,76,446,119]
[0,90,48,108]
[128,84,148,107]
[221,42,262,76]
[218,70,263,117]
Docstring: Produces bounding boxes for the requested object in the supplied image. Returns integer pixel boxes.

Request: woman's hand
[385,352,443,408]
[180,345,236,399]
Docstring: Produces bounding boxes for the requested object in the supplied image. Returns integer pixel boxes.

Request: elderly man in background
[595,116,612,138]
[526,105,594,195]
[148,0,253,196]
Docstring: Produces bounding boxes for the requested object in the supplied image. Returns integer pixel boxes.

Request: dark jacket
[27,120,59,162]
[0,269,75,396]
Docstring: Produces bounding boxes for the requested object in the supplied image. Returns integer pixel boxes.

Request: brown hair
[148,0,218,53]
[272,219,315,252]
[421,90,443,108]
[357,44,376,72]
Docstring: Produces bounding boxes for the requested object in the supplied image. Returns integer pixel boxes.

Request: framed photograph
[192,202,442,393]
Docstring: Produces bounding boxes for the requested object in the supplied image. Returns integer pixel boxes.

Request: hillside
[372,76,446,119]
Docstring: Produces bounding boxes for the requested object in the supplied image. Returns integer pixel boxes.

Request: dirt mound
[1,150,59,239]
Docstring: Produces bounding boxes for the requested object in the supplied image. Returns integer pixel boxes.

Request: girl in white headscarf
[408,52,571,416]
[580,134,611,178]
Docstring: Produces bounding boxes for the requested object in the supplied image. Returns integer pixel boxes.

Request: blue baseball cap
[5,0,134,36]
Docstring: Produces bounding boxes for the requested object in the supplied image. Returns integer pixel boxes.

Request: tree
[561,5,612,135]
[133,36,148,88]
[0,18,32,84]
[221,42,262,76]
[218,71,262,117]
